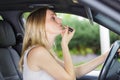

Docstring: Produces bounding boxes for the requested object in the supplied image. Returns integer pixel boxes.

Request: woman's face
[45,9,63,35]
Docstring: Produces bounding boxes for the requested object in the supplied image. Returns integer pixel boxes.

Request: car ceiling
[0,0,119,22]
[0,0,68,11]
[0,0,81,11]
[0,0,119,21]
[0,0,88,17]
[79,0,120,35]
[0,0,120,35]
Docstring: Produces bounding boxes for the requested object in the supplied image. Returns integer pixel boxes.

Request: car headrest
[0,20,16,47]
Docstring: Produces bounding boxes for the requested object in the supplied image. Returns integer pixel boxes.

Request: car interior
[0,0,120,80]
[0,20,22,80]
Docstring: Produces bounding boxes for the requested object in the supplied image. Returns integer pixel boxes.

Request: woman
[19,7,109,80]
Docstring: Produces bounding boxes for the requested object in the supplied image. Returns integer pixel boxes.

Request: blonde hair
[19,7,54,71]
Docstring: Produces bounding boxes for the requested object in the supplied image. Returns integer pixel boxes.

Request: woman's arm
[61,27,76,80]
[61,44,75,80]
[75,52,108,78]
[55,51,108,78]
[28,46,75,80]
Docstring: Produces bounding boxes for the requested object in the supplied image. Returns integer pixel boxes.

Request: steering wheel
[98,40,120,80]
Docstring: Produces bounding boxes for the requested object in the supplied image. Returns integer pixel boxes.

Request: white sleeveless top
[23,46,55,80]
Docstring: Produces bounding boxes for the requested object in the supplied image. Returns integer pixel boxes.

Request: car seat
[0,20,22,80]
[0,72,4,80]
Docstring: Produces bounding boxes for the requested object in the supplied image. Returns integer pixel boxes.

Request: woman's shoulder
[29,46,49,57]
[27,46,51,66]
[26,46,50,71]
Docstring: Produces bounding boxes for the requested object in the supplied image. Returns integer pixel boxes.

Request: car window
[22,12,120,70]
[0,16,3,20]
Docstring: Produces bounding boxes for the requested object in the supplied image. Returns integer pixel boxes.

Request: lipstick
[68,27,73,32]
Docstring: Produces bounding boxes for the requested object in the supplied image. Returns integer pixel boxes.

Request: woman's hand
[117,49,120,55]
[61,26,75,46]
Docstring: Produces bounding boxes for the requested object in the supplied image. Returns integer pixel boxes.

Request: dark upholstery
[0,72,4,80]
[0,21,16,47]
[0,20,22,80]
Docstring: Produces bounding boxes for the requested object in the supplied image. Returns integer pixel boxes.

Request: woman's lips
[61,25,73,32]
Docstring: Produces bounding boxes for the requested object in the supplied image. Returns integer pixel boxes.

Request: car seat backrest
[0,72,4,80]
[0,20,22,80]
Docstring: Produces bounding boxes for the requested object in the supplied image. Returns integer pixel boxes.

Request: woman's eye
[52,17,55,20]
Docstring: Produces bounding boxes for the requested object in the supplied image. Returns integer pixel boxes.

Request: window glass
[0,16,3,20]
[22,12,120,70]
[56,13,100,69]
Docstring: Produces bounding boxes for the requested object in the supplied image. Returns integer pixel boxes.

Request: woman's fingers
[117,49,120,55]
[64,26,75,37]
[61,26,75,45]
[118,49,120,52]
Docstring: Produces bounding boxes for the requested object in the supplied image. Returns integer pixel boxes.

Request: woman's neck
[47,33,56,48]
